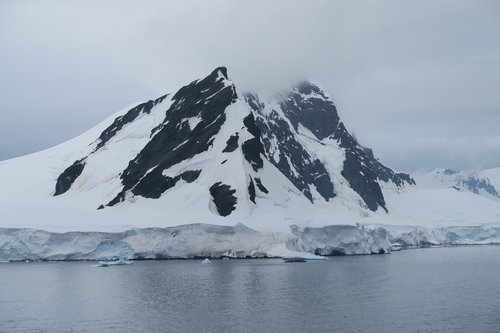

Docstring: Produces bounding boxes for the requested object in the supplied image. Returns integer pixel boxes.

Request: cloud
[1,0,499,172]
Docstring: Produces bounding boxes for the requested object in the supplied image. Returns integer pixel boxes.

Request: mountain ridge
[414,168,500,201]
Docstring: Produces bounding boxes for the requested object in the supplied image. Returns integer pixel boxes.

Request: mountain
[478,167,500,193]
[245,82,415,213]
[1,67,499,259]
[414,168,500,201]
[8,66,413,230]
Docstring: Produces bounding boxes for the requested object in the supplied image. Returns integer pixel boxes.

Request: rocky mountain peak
[52,67,415,218]
[278,81,340,141]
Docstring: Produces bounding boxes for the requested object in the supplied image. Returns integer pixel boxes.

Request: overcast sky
[1,0,499,172]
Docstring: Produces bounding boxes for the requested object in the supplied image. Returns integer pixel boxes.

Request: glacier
[1,222,500,261]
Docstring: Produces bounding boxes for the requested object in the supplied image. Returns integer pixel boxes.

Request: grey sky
[1,0,499,172]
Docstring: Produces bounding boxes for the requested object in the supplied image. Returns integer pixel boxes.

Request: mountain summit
[51,67,413,220]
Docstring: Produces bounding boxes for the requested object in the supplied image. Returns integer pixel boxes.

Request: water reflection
[1,247,500,332]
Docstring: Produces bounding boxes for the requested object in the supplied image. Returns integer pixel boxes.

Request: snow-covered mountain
[67,69,414,215]
[0,67,415,231]
[1,67,499,259]
[414,168,500,201]
[479,167,500,193]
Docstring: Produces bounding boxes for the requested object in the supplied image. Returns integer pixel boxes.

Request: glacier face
[2,223,500,261]
[0,224,287,261]
[288,224,391,255]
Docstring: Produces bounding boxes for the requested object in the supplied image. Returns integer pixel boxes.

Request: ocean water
[1,246,499,332]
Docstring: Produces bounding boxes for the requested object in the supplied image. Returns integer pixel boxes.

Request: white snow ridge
[0,67,499,260]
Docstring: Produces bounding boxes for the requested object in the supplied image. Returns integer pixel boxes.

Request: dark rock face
[279,82,389,211]
[245,93,335,203]
[246,81,413,212]
[210,182,237,216]
[241,114,265,172]
[131,169,201,199]
[255,178,269,194]
[332,122,387,212]
[130,169,180,199]
[93,94,168,152]
[281,82,393,211]
[444,169,459,176]
[248,177,256,203]
[54,158,86,196]
[107,67,236,206]
[279,81,340,140]
[222,133,239,153]
[460,177,499,198]
[181,170,202,183]
[54,93,170,196]
[363,148,416,187]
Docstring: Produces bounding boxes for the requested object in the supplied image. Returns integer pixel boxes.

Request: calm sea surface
[1,246,499,333]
